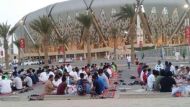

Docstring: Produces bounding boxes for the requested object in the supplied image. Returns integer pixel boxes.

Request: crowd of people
[136,60,190,96]
[0,62,117,97]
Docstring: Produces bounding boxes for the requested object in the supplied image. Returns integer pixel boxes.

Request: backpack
[77,80,86,96]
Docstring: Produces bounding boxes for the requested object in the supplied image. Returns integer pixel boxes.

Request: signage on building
[59,46,64,54]
[185,26,190,45]
[19,38,25,49]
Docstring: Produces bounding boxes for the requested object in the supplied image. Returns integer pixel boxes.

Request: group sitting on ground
[43,62,117,96]
[0,67,39,94]
[0,62,117,97]
[136,60,190,96]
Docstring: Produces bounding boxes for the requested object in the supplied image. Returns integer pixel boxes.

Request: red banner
[19,38,25,49]
[59,46,64,54]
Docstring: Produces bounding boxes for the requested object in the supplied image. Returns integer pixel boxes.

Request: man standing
[175,51,180,61]
[12,56,18,70]
[154,60,164,72]
[127,55,131,69]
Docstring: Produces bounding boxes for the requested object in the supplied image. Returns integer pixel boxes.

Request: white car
[58,58,73,63]
[22,61,32,66]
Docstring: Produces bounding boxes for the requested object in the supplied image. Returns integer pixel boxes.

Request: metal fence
[136,45,190,59]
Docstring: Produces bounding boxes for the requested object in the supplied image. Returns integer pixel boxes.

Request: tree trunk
[4,39,9,70]
[114,34,117,60]
[18,48,20,64]
[63,45,66,63]
[86,28,91,65]
[44,36,49,66]
[129,16,137,64]
[131,29,135,64]
[38,48,41,62]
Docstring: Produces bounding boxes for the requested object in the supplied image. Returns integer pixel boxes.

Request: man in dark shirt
[160,71,177,92]
[57,76,67,95]
[91,73,105,95]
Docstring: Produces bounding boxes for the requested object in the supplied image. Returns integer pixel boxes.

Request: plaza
[1,0,190,107]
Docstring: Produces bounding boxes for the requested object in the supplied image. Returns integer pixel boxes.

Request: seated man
[44,75,56,95]
[23,74,33,88]
[91,73,105,96]
[53,75,62,87]
[160,71,177,92]
[12,74,23,91]
[76,73,91,96]
[57,76,68,95]
[98,69,109,89]
[0,75,12,94]
[39,69,48,83]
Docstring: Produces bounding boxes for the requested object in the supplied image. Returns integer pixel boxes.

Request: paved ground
[1,57,190,107]
[1,97,190,107]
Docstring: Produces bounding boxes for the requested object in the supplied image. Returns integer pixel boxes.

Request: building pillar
[56,55,58,63]
[74,54,76,60]
[95,52,97,60]
[84,53,86,59]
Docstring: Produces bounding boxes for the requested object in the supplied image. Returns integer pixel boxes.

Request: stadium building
[13,0,188,61]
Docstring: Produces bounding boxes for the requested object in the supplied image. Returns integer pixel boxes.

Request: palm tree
[34,43,41,60]
[13,40,21,63]
[76,13,93,64]
[111,27,118,60]
[0,23,13,69]
[30,16,53,66]
[114,4,136,63]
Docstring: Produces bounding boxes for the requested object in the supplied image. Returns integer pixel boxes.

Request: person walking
[127,54,131,69]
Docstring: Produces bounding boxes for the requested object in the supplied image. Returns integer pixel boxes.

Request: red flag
[19,38,25,49]
[59,46,64,54]
[185,26,190,45]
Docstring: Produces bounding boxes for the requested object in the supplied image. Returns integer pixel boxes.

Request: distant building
[13,0,188,60]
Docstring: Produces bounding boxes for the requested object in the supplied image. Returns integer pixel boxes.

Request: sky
[0,0,69,27]
[0,0,69,55]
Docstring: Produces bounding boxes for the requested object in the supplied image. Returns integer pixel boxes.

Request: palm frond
[13,40,20,48]
[34,43,40,49]
[76,14,92,29]
[30,15,53,37]
[0,22,11,39]
[55,35,69,45]
[114,4,135,21]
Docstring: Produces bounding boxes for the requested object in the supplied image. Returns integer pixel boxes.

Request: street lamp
[184,4,189,9]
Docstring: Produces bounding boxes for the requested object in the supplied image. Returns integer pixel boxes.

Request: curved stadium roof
[22,0,186,24]
[14,0,188,46]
